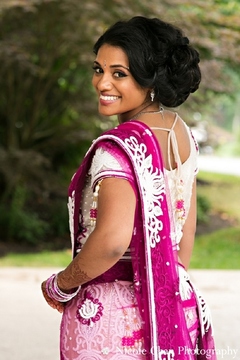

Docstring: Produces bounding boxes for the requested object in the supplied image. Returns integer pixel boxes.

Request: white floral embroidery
[78,299,99,319]
[89,147,122,187]
[192,284,213,336]
[178,266,213,335]
[179,265,193,301]
[124,135,165,248]
[67,190,75,248]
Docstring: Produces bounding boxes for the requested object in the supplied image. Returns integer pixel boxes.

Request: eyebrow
[93,61,129,71]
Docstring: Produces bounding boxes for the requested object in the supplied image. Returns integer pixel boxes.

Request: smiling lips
[99,94,120,105]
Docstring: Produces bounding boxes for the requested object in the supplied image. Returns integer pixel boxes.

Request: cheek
[126,82,148,101]
[130,89,148,104]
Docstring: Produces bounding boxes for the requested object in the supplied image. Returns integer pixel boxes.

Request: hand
[41,280,64,313]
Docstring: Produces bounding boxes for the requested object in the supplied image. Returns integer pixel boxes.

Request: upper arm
[57,176,137,290]
[87,143,136,256]
[178,177,197,269]
[93,177,137,257]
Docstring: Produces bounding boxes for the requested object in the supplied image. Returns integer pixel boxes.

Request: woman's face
[92,44,150,122]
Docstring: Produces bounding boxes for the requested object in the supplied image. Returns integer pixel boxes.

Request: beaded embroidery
[175,179,186,226]
[121,306,144,351]
[90,180,102,227]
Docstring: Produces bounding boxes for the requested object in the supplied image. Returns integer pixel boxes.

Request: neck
[118,101,160,123]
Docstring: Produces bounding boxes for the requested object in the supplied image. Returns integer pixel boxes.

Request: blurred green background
[0,0,239,268]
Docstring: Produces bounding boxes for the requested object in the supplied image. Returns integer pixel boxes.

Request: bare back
[147,110,191,171]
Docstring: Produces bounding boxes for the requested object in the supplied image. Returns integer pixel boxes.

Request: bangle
[46,274,81,302]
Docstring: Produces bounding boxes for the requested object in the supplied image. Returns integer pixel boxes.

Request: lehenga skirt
[60,280,146,360]
[60,268,200,360]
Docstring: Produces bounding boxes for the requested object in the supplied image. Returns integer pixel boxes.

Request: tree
[0,1,98,244]
[0,0,239,246]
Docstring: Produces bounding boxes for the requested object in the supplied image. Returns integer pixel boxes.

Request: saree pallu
[62,120,216,360]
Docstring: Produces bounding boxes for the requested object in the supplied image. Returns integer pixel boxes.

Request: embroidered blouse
[77,115,198,256]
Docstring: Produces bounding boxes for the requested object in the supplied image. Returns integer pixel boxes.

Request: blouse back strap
[150,113,182,173]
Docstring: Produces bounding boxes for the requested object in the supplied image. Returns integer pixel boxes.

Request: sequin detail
[121,306,144,351]
[90,180,102,227]
[175,179,186,225]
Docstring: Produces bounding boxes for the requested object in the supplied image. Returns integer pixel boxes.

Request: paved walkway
[0,268,239,359]
[198,155,240,177]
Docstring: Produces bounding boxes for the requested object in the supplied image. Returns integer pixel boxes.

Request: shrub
[197,193,211,224]
[0,185,49,245]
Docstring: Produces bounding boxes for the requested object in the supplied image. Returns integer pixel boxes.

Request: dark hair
[93,16,201,107]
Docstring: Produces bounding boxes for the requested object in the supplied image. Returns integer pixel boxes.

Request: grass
[190,171,240,269]
[0,249,72,268]
[0,171,239,269]
[191,227,240,269]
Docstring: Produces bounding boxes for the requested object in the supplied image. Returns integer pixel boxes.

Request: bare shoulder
[163,110,189,136]
[163,110,187,129]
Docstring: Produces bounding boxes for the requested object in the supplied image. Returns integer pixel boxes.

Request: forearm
[57,232,126,291]
[57,256,92,292]
[178,234,195,270]
[178,178,197,270]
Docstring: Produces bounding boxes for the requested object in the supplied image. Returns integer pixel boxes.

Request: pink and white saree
[60,120,216,360]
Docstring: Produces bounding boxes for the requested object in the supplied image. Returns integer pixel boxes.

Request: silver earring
[150,90,155,102]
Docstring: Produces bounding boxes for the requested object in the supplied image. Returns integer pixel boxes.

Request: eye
[92,65,103,74]
[113,71,127,78]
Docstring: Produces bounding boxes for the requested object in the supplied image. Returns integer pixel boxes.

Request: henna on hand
[57,258,92,292]
[41,281,64,313]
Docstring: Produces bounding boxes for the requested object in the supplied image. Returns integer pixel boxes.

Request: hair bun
[178,36,189,46]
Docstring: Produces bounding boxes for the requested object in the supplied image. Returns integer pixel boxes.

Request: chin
[99,108,117,117]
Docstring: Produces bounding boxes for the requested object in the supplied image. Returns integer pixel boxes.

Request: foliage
[0,1,102,243]
[197,171,240,223]
[0,185,49,244]
[0,0,240,245]
[0,183,70,246]
[191,227,240,269]
[197,193,211,224]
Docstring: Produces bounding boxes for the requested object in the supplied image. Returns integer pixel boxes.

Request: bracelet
[46,274,81,302]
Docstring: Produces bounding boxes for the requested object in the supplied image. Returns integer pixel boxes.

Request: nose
[94,72,113,92]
